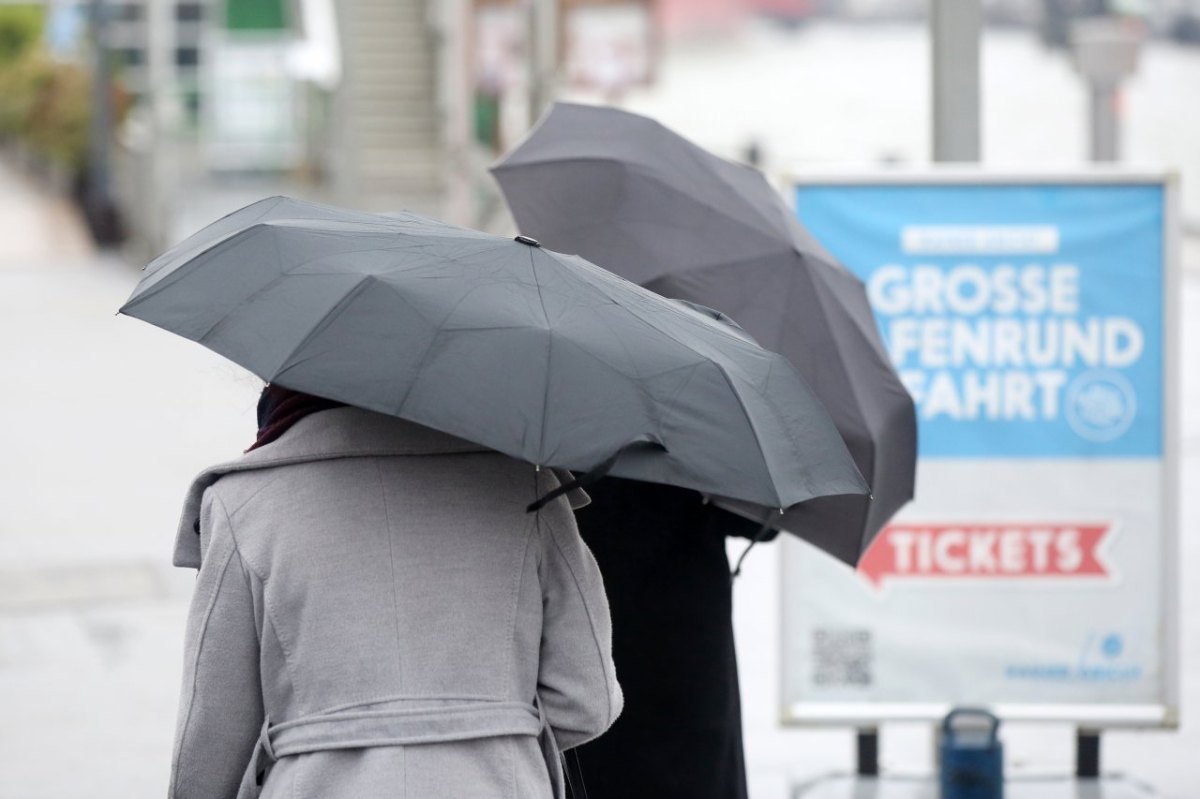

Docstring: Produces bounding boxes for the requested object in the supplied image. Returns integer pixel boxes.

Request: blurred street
[0,153,262,797]
[1,14,1199,799]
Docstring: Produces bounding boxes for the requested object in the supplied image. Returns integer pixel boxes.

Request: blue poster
[795,183,1164,458]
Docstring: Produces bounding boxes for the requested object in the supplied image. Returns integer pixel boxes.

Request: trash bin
[939,707,1003,799]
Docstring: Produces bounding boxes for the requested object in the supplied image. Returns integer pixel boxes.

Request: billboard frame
[780,167,1181,730]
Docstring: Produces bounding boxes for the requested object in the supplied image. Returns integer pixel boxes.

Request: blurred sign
[476,5,527,95]
[857,521,1112,587]
[780,173,1179,726]
[1071,16,1145,85]
[564,3,655,95]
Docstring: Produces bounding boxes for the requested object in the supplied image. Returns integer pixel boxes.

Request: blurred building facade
[39,0,1197,253]
[102,0,208,116]
[109,0,664,235]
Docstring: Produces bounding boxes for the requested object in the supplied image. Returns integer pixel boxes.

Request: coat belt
[244,701,542,795]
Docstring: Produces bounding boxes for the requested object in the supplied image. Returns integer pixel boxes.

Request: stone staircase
[332,0,446,215]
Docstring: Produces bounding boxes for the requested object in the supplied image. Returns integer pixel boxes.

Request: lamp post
[527,0,558,126]
[1069,16,1144,162]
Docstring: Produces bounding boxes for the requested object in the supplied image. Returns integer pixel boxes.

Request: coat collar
[173,407,587,568]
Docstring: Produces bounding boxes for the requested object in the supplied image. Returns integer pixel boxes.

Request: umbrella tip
[514,235,541,248]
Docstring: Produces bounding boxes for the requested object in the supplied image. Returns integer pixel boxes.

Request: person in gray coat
[168,390,623,798]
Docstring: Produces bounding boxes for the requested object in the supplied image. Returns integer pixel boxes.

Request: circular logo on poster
[1065,371,1137,443]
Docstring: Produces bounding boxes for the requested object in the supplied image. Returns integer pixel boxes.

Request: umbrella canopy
[120,196,868,513]
[492,102,916,564]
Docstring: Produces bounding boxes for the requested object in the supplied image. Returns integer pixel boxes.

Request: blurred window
[176,3,204,23]
[117,46,143,66]
[176,46,200,67]
[112,3,142,22]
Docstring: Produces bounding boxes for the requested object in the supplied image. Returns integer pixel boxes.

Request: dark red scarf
[247,385,346,452]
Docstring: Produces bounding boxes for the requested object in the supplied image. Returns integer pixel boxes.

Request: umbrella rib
[270,276,375,381]
[791,253,904,471]
[537,339,700,465]
[804,254,893,365]
[548,252,763,352]
[130,214,501,314]
[123,223,274,312]
[544,256,793,474]
[530,248,553,464]
[787,258,874,445]
[378,241,512,278]
[190,227,292,344]
[130,222,383,323]
[195,243,415,346]
[551,253,787,499]
[138,197,288,284]
[499,156,786,250]
[391,265,527,418]
[704,160,793,241]
[700,359,787,508]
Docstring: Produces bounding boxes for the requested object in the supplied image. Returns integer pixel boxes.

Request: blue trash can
[939,707,1003,799]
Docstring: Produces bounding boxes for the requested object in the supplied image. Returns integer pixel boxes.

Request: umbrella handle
[525,439,664,513]
[730,520,775,580]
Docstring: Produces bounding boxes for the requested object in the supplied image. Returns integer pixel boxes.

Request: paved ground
[0,160,94,265]
[0,157,262,797]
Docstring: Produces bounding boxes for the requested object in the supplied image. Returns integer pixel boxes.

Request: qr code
[812,628,872,687]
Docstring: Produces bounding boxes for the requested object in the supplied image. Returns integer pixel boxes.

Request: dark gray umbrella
[120,196,868,513]
[492,102,916,564]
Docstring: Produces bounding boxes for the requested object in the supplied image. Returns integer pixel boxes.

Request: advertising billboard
[781,172,1179,726]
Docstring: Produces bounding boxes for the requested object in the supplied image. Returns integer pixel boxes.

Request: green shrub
[0,5,44,66]
[0,50,52,137]
[26,59,92,170]
[0,8,129,176]
[1,54,130,174]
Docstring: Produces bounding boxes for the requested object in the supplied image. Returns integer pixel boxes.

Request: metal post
[930,0,981,162]
[1076,729,1101,778]
[1069,16,1143,163]
[527,0,558,126]
[145,0,177,251]
[855,727,879,776]
[1088,84,1119,162]
[86,0,115,241]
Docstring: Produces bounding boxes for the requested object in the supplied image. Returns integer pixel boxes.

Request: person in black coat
[565,476,763,799]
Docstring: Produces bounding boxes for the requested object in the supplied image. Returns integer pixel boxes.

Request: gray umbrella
[119,196,868,513]
[492,102,916,564]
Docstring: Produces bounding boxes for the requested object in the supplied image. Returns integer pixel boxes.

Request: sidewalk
[0,157,94,268]
[0,161,262,797]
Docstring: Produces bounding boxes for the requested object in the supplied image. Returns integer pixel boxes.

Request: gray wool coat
[168,407,622,799]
